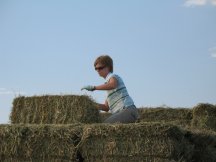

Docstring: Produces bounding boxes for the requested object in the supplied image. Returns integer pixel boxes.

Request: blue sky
[0,0,216,123]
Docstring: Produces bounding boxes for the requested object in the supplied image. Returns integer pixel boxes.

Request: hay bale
[10,95,100,124]
[192,103,216,131]
[0,124,82,161]
[80,157,175,162]
[185,128,216,162]
[138,107,192,127]
[78,123,193,162]
[1,157,76,162]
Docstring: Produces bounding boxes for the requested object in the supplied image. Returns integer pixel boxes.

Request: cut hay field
[1,95,216,162]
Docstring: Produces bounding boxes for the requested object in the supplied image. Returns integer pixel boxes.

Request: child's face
[95,63,109,78]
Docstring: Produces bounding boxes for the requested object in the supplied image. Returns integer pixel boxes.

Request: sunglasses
[95,66,106,71]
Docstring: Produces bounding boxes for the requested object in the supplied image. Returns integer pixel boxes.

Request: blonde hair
[94,55,113,73]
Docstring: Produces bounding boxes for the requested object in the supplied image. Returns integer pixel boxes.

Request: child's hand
[81,85,95,91]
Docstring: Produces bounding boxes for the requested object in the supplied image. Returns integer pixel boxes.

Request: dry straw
[78,123,193,162]
[0,124,82,161]
[1,123,216,161]
[192,103,216,131]
[185,128,216,162]
[10,95,100,124]
[138,107,192,127]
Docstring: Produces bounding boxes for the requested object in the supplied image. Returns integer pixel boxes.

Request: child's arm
[95,77,117,90]
[97,100,109,112]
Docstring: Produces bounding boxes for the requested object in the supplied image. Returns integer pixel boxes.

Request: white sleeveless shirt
[105,73,134,114]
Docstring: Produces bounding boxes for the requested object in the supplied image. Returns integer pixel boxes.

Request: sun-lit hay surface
[10,95,100,124]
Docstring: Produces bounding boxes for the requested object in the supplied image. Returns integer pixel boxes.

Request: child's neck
[103,72,112,79]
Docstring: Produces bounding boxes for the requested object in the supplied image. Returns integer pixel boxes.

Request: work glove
[81,85,95,91]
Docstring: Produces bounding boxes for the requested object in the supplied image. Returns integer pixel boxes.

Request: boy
[81,55,139,123]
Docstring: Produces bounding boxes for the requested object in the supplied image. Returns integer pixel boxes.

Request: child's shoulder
[110,73,123,81]
[106,73,120,81]
[110,73,120,78]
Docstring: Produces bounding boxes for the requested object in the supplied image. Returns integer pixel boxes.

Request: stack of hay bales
[0,124,82,161]
[2,95,216,161]
[191,103,216,131]
[10,95,100,124]
[1,123,216,162]
[2,94,101,161]
[78,123,193,162]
